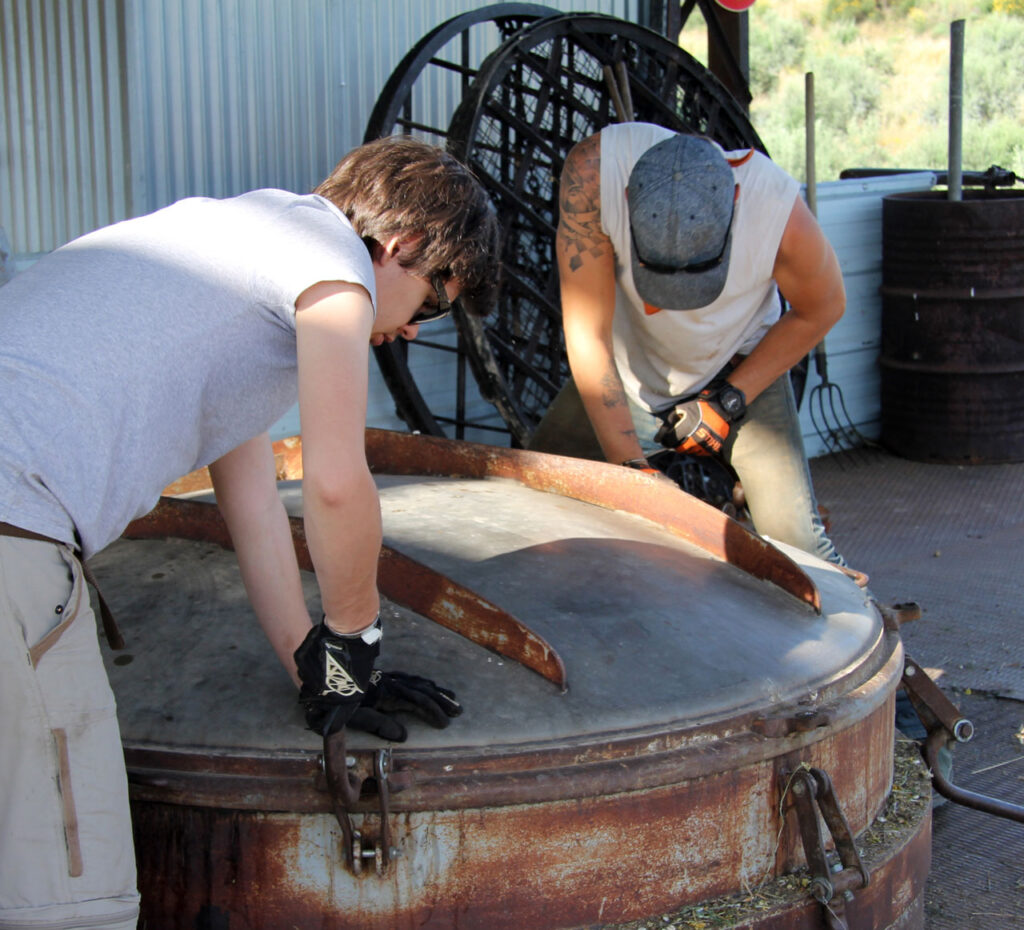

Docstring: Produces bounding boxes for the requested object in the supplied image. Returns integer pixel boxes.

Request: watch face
[720,388,744,416]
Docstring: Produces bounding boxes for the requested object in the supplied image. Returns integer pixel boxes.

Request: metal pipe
[615,60,635,122]
[926,730,1024,823]
[840,167,1017,188]
[948,19,965,201]
[805,72,817,217]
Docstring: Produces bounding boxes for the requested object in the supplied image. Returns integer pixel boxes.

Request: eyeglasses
[407,273,452,327]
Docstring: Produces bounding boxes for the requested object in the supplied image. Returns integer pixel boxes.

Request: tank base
[599,740,932,930]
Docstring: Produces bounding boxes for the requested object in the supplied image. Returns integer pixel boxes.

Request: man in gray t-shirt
[0,138,498,929]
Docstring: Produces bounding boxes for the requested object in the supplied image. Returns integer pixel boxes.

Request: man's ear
[376,233,425,266]
[377,235,403,264]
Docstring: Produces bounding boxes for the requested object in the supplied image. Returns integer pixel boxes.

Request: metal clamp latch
[785,766,870,930]
[322,730,395,876]
[902,654,974,743]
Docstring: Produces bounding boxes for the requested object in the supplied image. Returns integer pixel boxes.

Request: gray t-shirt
[0,190,375,557]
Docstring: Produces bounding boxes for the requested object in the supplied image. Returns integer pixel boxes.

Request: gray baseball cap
[627,134,735,311]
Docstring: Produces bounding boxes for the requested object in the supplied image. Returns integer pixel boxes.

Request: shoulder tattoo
[557,135,611,272]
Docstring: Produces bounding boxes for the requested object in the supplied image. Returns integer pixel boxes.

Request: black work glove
[655,384,745,458]
[294,616,381,736]
[348,670,463,742]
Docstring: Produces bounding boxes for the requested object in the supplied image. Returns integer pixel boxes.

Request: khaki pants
[0,537,138,930]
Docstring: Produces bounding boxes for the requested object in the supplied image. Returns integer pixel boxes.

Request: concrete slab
[810,447,1024,929]
[811,448,1024,701]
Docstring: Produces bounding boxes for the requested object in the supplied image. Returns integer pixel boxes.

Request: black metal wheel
[363,4,555,438]
[446,13,766,447]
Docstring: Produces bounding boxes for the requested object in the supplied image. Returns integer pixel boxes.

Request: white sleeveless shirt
[599,122,798,411]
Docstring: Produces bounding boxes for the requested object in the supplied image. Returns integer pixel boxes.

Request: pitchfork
[804,73,872,466]
[808,339,872,463]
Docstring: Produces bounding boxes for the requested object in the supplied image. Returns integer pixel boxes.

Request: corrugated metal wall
[3,0,633,258]
[0,0,131,263]
[124,0,340,214]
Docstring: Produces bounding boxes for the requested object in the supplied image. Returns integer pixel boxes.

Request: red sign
[714,0,757,10]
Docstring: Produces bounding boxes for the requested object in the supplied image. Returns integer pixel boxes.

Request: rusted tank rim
[120,628,902,815]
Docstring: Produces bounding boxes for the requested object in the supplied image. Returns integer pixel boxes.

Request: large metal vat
[94,431,928,929]
[880,189,1024,464]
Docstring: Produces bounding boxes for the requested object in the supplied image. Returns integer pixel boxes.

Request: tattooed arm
[556,133,646,466]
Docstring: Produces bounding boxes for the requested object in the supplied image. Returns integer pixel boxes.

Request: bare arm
[295,280,382,635]
[208,433,312,685]
[726,196,845,402]
[556,134,646,465]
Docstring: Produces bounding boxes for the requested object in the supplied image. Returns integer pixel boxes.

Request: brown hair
[315,137,500,316]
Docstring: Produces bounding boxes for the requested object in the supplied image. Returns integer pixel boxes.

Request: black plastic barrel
[880,189,1024,464]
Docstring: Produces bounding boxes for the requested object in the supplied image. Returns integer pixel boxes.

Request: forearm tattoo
[557,134,611,272]
[599,366,637,442]
[599,366,627,411]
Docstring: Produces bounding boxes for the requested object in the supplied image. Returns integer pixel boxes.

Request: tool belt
[0,521,125,650]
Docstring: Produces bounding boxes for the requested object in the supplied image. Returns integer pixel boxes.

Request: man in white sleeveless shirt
[555,122,846,565]
[0,138,496,930]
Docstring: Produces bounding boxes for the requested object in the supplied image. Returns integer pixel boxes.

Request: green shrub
[825,0,881,22]
[832,19,860,43]
[961,117,1024,172]
[749,9,807,95]
[749,0,1024,179]
[962,16,1024,120]
[908,7,930,31]
[810,54,885,128]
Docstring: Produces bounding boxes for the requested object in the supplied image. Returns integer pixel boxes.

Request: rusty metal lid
[96,434,895,813]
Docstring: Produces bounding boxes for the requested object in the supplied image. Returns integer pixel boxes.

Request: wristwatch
[716,383,747,421]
